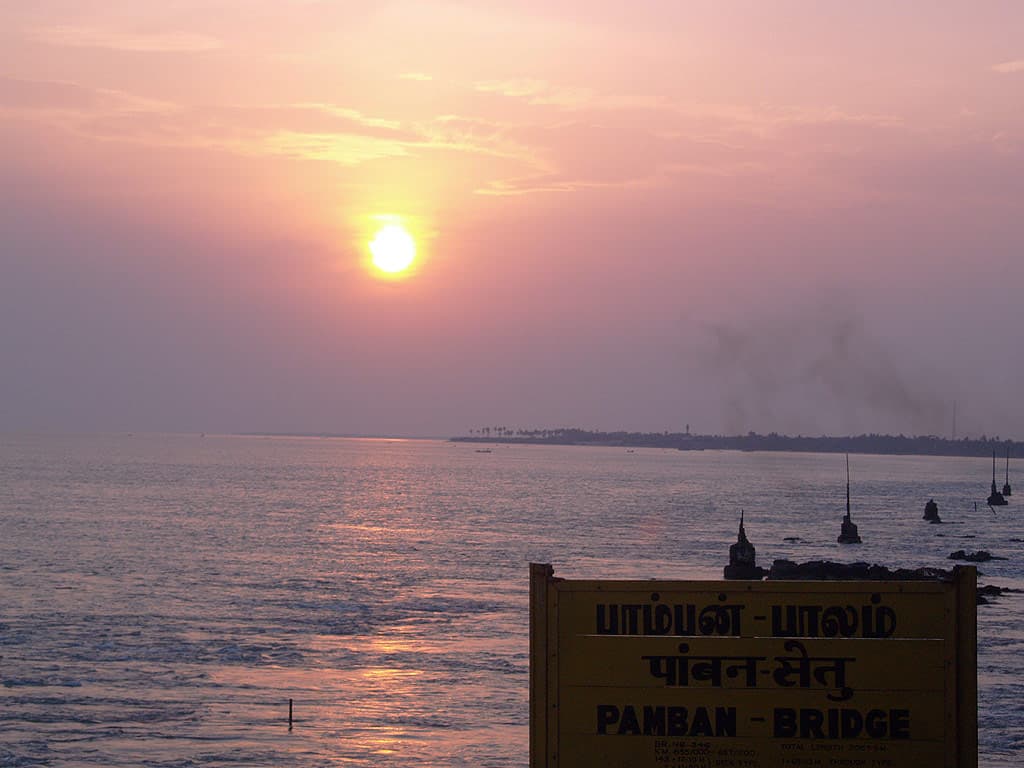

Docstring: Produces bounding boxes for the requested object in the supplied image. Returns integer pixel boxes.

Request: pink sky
[2,1,1023,437]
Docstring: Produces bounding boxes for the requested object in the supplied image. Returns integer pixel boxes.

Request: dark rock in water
[948,550,1008,563]
[724,511,766,580]
[976,585,1021,604]
[976,584,1020,605]
[783,536,802,542]
[923,499,941,523]
[767,559,953,581]
[765,560,1000,607]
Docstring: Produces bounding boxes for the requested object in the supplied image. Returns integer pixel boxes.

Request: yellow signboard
[530,564,977,768]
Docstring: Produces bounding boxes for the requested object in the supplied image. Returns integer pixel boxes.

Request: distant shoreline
[450,430,1020,459]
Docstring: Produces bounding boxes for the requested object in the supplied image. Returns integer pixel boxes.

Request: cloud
[444,90,908,197]
[261,131,409,165]
[0,79,418,165]
[471,102,776,196]
[415,114,539,163]
[0,75,173,115]
[992,60,1024,74]
[0,73,545,171]
[0,69,956,209]
[204,103,407,136]
[28,25,224,53]
[399,72,433,81]
[473,78,594,108]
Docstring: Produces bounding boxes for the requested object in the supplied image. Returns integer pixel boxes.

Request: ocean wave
[2,677,82,688]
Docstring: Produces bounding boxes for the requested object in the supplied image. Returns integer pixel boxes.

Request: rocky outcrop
[762,559,1012,606]
[767,559,953,581]
[948,550,1008,563]
[976,584,1021,604]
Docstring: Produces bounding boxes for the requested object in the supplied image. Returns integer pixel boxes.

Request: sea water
[1,434,1021,766]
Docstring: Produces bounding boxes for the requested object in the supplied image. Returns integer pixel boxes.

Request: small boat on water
[1003,449,1012,497]
[475,448,492,453]
[837,454,862,544]
[988,450,1008,506]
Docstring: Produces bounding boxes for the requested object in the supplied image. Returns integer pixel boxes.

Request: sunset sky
[2,1,1023,438]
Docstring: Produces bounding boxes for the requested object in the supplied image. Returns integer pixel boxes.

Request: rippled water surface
[1,434,1021,766]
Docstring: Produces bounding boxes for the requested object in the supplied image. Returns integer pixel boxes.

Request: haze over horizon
[3,2,1023,440]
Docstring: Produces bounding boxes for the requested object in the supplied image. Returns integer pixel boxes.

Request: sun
[369,224,416,274]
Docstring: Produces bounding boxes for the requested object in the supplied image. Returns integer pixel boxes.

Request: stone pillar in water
[724,511,765,579]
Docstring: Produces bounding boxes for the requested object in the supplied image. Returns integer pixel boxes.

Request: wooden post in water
[289,698,293,730]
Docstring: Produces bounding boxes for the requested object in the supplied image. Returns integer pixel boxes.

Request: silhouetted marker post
[988,450,1008,506]
[1003,448,1012,497]
[837,454,862,544]
[289,698,293,730]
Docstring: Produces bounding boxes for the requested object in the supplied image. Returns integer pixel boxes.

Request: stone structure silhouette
[724,511,765,579]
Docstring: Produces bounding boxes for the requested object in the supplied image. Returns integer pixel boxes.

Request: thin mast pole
[846,453,851,518]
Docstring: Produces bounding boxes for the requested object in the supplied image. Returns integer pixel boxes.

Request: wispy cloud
[992,60,1024,74]
[467,99,917,198]
[0,71,924,206]
[0,76,536,173]
[399,72,433,81]
[415,115,537,161]
[28,25,224,53]
[261,131,409,165]
[0,75,174,115]
[473,78,593,108]
[253,102,401,132]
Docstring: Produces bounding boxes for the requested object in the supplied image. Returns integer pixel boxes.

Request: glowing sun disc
[369,225,416,273]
